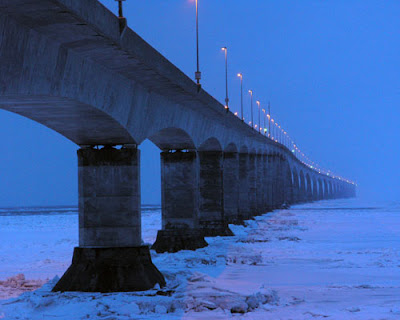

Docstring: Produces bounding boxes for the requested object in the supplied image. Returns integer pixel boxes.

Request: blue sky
[0,0,399,206]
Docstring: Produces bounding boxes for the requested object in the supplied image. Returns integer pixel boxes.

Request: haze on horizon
[0,0,399,206]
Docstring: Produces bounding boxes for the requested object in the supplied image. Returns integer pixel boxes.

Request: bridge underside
[0,96,135,145]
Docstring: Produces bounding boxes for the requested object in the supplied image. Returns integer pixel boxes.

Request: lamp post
[268,101,271,138]
[262,108,266,135]
[248,90,253,129]
[194,0,201,88]
[115,0,126,32]
[237,73,243,121]
[221,47,229,110]
[256,101,261,134]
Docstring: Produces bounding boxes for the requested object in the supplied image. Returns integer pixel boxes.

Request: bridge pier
[53,147,165,292]
[223,151,240,225]
[270,156,281,209]
[152,151,207,253]
[256,154,265,215]
[276,156,286,208]
[282,159,293,206]
[262,154,269,212]
[238,152,251,222]
[248,153,258,216]
[198,151,233,236]
[265,155,275,211]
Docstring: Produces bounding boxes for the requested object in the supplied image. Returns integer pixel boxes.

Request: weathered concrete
[238,152,251,222]
[306,174,313,202]
[53,247,165,292]
[78,147,141,248]
[265,155,275,211]
[223,151,240,225]
[248,153,258,216]
[198,151,233,236]
[276,156,285,208]
[54,147,165,292]
[269,156,280,209]
[256,154,265,215]
[282,159,293,206]
[152,151,207,253]
[261,155,269,212]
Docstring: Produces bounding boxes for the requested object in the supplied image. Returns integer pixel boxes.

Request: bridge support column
[282,159,292,206]
[238,153,251,221]
[265,155,275,211]
[53,147,165,292]
[153,151,207,253]
[256,154,265,215]
[270,156,281,209]
[198,151,233,236]
[262,155,269,212]
[276,157,285,208]
[223,151,240,225]
[312,178,318,201]
[248,153,258,216]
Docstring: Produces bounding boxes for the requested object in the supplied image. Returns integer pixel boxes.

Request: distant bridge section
[0,0,356,293]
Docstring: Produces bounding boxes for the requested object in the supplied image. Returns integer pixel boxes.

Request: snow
[0,200,399,319]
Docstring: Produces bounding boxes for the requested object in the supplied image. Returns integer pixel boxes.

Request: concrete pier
[198,151,233,236]
[223,151,240,225]
[265,155,275,211]
[276,156,285,208]
[152,151,207,253]
[53,147,165,292]
[261,155,269,212]
[256,154,265,215]
[238,152,251,222]
[270,156,280,209]
[248,153,258,216]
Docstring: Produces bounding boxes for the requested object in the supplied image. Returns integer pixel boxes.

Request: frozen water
[0,200,399,319]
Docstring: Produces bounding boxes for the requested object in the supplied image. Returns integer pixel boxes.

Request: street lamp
[268,101,271,138]
[237,73,243,121]
[256,101,261,134]
[248,90,253,129]
[221,47,229,110]
[194,0,201,88]
[262,108,266,135]
[115,0,126,32]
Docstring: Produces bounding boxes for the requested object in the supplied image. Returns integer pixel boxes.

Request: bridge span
[0,0,356,292]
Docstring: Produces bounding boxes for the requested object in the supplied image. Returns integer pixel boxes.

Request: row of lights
[192,1,355,185]
[113,1,355,186]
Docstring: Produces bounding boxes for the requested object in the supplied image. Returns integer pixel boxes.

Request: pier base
[52,247,165,292]
[152,229,208,253]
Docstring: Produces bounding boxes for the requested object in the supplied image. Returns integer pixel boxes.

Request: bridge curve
[0,0,356,293]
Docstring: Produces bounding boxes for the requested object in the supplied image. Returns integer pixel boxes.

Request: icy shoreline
[1,200,399,319]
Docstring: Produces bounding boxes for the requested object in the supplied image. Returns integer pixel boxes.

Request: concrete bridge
[0,0,356,292]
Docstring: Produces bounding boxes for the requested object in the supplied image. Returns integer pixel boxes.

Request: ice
[0,199,400,319]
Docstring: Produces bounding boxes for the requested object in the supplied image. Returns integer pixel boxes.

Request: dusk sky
[0,0,399,206]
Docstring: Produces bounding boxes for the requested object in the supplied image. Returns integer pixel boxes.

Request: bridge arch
[224,142,238,153]
[148,127,196,151]
[0,96,136,146]
[198,137,222,152]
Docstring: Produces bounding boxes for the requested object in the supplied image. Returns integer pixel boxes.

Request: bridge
[0,0,356,292]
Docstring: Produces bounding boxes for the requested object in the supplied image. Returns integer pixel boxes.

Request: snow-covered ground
[0,200,399,319]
